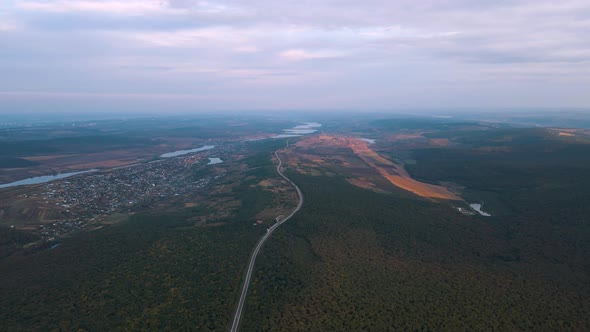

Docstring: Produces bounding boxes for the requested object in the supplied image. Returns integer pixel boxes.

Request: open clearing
[294,135,460,200]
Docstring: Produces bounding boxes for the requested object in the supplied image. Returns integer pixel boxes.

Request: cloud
[16,0,176,16]
[2,0,590,110]
[0,90,202,99]
[0,20,20,31]
[234,45,258,53]
[278,49,347,61]
[128,26,257,47]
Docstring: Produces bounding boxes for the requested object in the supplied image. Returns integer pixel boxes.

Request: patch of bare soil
[294,135,460,201]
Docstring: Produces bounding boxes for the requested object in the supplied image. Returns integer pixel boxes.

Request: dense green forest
[0,226,40,258]
[406,129,590,274]
[2,126,590,331]
[1,212,259,331]
[243,172,589,330]
[240,130,590,330]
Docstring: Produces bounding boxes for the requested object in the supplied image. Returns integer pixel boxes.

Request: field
[0,115,299,183]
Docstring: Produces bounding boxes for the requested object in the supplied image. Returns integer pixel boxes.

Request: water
[207,158,223,165]
[360,138,376,144]
[246,122,322,141]
[273,134,302,138]
[160,145,215,158]
[282,122,322,135]
[470,203,491,216]
[272,122,322,138]
[0,169,98,189]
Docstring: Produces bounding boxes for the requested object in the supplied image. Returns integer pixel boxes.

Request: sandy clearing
[258,180,273,187]
[344,136,460,200]
[347,177,389,194]
[294,134,460,200]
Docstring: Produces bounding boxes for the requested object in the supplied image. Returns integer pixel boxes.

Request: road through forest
[230,148,303,332]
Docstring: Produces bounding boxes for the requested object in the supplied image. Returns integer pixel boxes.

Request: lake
[470,203,492,216]
[270,122,322,139]
[207,158,223,165]
[246,122,322,141]
[282,122,322,135]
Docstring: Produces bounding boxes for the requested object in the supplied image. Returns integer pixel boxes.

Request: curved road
[230,148,303,332]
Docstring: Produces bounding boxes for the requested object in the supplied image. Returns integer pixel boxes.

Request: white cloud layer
[1,0,589,111]
[16,0,174,15]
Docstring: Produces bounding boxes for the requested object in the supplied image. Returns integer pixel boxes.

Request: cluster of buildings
[33,152,224,239]
[39,219,85,240]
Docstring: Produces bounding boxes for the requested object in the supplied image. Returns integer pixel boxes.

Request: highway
[230,148,303,332]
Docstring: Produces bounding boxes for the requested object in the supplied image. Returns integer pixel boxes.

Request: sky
[0,0,589,112]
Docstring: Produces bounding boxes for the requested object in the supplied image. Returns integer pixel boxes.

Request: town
[25,144,233,240]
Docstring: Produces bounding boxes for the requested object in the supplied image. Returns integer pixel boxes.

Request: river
[0,169,98,189]
[160,145,215,158]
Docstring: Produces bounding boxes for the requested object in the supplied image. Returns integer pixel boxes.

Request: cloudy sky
[0,0,589,112]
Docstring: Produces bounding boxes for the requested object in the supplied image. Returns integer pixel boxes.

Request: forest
[2,124,590,331]
[241,129,590,330]
[243,171,589,330]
